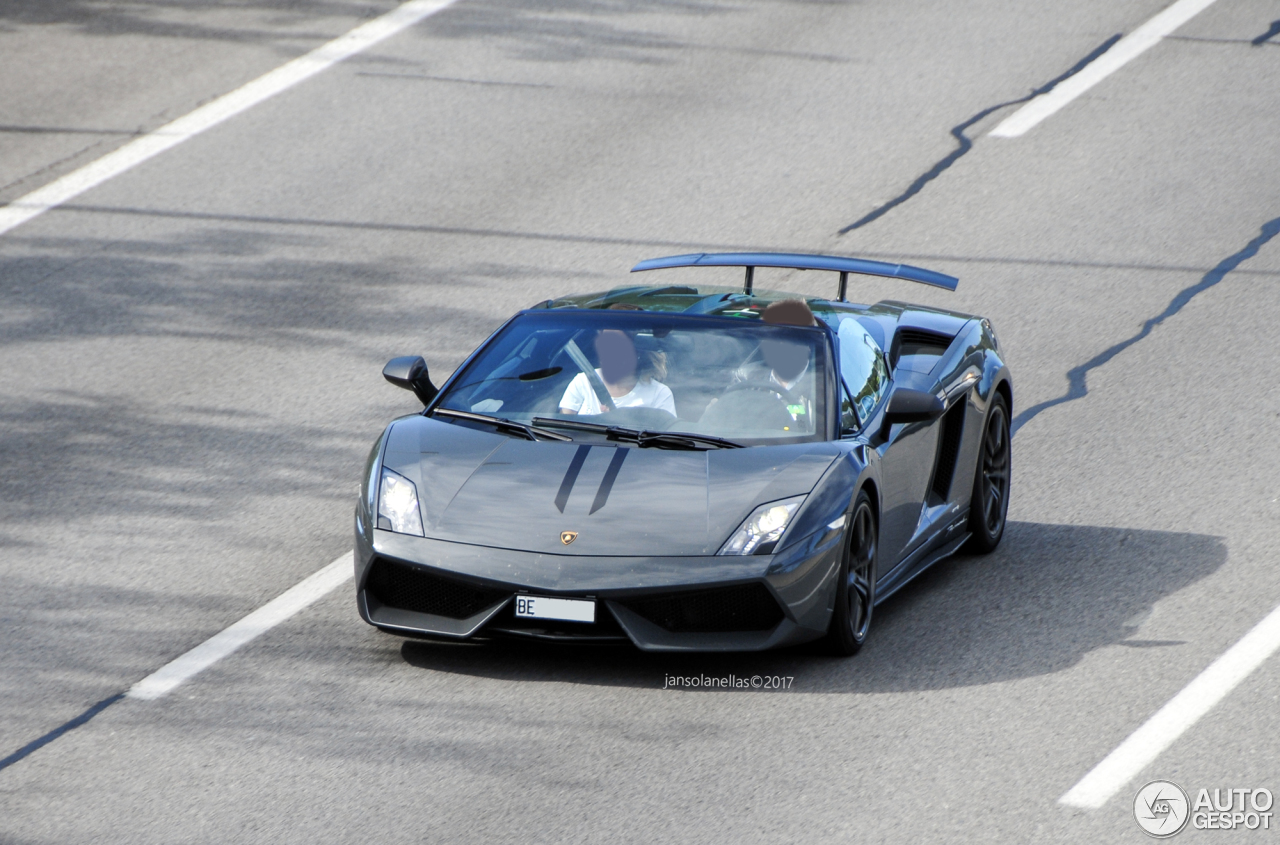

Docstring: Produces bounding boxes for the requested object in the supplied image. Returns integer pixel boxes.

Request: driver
[558,328,676,416]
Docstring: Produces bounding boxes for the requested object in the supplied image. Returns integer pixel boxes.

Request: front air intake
[365,557,508,619]
[620,583,784,633]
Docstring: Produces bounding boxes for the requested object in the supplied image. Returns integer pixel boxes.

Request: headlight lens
[377,467,424,536]
[719,496,805,556]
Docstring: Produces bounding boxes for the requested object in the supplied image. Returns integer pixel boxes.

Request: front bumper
[355,528,842,652]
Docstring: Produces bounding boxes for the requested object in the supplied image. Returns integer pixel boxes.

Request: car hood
[381,416,840,556]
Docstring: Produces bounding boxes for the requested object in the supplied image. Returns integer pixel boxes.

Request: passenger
[732,299,817,421]
[558,329,676,416]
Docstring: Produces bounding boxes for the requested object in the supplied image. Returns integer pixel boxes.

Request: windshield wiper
[434,408,572,442]
[530,417,614,435]
[531,417,743,450]
[633,430,744,450]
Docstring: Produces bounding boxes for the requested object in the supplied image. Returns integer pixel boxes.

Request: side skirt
[873,522,971,606]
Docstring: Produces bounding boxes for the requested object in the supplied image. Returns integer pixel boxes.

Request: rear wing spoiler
[630,252,957,299]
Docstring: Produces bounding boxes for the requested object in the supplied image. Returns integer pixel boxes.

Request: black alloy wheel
[963,393,1010,554]
[825,490,877,655]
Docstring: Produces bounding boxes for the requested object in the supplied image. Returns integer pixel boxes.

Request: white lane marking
[0,0,461,238]
[127,553,353,700]
[989,0,1222,138]
[1060,602,1280,808]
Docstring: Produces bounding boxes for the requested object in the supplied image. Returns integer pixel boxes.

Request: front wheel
[962,392,1011,554]
[825,490,877,655]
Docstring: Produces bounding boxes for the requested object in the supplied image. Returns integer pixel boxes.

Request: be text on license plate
[513,595,595,623]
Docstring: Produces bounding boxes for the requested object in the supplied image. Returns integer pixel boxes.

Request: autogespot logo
[1135,780,1190,838]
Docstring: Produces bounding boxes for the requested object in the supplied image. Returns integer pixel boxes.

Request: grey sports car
[355,253,1012,654]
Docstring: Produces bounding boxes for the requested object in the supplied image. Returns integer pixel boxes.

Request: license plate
[513,595,595,623]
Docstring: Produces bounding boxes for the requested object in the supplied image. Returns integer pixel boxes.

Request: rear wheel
[825,490,877,655]
[962,392,1010,554]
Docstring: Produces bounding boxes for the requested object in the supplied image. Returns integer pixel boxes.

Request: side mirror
[879,387,944,439]
[383,356,438,407]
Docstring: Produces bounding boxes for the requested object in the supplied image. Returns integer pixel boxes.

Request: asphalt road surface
[3,1,1279,842]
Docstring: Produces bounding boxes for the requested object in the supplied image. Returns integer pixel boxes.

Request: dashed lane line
[990,0,1223,138]
[2,554,352,773]
[1060,601,1280,808]
[837,34,1120,234]
[128,553,353,700]
[0,0,462,238]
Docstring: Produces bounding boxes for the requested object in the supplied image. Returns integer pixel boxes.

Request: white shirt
[559,370,676,417]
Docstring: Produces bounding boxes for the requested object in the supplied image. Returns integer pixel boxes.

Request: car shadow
[399,521,1227,692]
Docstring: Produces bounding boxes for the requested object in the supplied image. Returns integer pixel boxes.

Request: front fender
[355,427,392,585]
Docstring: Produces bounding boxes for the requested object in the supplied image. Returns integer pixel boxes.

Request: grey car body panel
[356,527,845,650]
[356,287,1011,652]
[380,416,839,556]
[366,529,779,592]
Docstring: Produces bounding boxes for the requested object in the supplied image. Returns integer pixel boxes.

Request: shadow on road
[0,0,741,62]
[400,520,1226,692]
[0,0,408,46]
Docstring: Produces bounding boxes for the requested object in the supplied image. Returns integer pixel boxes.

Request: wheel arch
[994,378,1012,415]
[857,477,880,527]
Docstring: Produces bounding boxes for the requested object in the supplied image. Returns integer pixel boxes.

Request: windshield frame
[426,309,838,446]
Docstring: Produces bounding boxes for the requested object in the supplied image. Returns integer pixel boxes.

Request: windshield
[436,311,830,445]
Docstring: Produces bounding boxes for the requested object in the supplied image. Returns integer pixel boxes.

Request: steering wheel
[599,405,678,430]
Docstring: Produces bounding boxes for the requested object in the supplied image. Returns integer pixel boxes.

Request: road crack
[1012,216,1280,434]
[1252,20,1280,46]
[0,693,124,774]
[838,34,1121,235]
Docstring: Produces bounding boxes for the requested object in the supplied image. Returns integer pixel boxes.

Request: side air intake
[891,327,954,370]
[930,400,967,501]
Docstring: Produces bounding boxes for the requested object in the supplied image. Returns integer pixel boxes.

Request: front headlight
[377,467,424,536]
[718,495,805,556]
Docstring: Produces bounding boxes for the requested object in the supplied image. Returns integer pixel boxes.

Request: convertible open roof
[630,252,958,299]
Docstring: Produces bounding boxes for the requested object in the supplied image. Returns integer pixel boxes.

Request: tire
[824,490,877,656]
[962,392,1011,554]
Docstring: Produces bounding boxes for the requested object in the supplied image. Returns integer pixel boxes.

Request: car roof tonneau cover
[630,252,958,299]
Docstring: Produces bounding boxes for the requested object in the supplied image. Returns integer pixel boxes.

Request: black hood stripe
[554,445,591,513]
[589,448,629,514]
